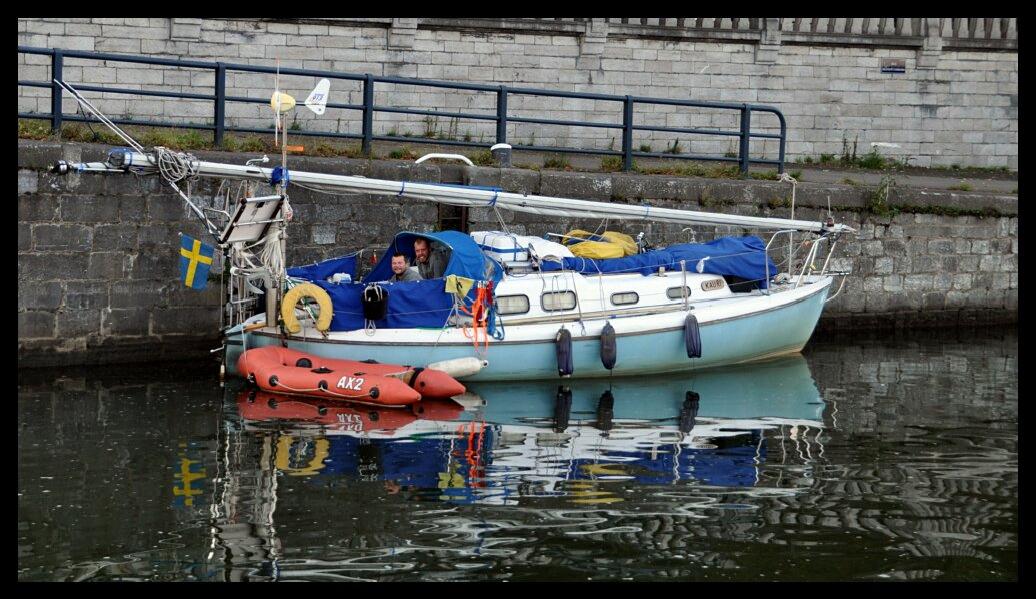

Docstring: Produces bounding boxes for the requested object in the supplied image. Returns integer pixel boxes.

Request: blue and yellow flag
[179,234,215,289]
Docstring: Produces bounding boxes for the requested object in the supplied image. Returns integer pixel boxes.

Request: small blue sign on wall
[881,58,906,74]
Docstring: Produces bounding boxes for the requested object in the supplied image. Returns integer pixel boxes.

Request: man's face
[391,256,407,274]
[414,240,430,264]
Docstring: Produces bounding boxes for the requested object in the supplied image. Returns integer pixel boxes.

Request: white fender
[426,357,488,379]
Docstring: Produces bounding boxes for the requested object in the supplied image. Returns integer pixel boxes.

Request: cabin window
[541,291,577,311]
[666,286,691,300]
[610,291,639,306]
[496,294,530,315]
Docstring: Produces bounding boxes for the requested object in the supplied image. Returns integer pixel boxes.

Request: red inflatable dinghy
[236,346,466,406]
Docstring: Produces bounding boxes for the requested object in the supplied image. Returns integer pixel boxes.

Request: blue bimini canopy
[363,230,502,284]
[541,235,778,289]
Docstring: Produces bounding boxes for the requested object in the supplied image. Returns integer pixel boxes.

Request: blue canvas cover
[286,253,358,282]
[540,235,779,289]
[310,278,456,331]
[363,231,502,284]
[288,232,502,333]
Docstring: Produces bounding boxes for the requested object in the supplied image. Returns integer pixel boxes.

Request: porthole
[610,291,639,306]
[666,286,691,300]
[496,294,530,315]
[541,291,577,311]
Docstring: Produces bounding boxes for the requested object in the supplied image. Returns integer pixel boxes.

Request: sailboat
[49,78,855,382]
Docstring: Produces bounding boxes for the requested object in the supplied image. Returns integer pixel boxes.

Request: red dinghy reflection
[236,388,465,435]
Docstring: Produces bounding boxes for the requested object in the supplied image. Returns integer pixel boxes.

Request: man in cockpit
[413,237,449,279]
[389,252,421,282]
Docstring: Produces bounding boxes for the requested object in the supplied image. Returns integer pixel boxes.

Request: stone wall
[17,141,1017,367]
[17,18,1018,169]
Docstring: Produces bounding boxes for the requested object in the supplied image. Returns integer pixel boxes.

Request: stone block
[33,224,92,252]
[312,226,337,245]
[499,168,541,195]
[18,195,60,222]
[540,172,612,201]
[920,291,946,310]
[912,256,939,273]
[92,224,139,252]
[945,290,968,308]
[904,274,932,292]
[978,255,1001,272]
[958,256,979,272]
[18,223,31,251]
[87,252,131,280]
[137,226,181,248]
[973,272,994,290]
[18,311,55,339]
[17,141,79,170]
[18,252,91,283]
[64,282,109,310]
[18,170,38,195]
[57,309,101,338]
[110,280,168,309]
[151,306,220,334]
[130,251,178,281]
[147,195,189,222]
[863,240,883,257]
[59,196,121,223]
[874,256,893,275]
[19,281,64,311]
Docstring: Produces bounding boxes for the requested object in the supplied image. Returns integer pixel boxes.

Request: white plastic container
[470,231,574,264]
[471,231,528,262]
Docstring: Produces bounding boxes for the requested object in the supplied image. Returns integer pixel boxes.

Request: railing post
[738,104,751,174]
[362,73,374,157]
[622,96,634,171]
[496,85,508,144]
[50,49,63,134]
[777,111,787,174]
[214,63,226,147]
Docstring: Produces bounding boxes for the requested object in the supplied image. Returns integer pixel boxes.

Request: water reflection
[18,329,1017,581]
[210,356,832,580]
[230,356,824,501]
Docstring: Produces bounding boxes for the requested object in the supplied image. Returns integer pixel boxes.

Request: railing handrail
[18,45,787,173]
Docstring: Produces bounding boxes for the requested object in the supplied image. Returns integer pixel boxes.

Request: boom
[54,148,855,236]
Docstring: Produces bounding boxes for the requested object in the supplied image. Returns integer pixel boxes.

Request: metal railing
[18,45,787,173]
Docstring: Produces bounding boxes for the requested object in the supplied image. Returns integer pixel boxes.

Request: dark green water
[17,328,1017,582]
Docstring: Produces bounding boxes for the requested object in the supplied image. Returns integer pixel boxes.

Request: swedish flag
[179,234,215,289]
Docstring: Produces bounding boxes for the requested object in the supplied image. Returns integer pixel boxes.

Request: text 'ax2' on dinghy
[49,78,856,383]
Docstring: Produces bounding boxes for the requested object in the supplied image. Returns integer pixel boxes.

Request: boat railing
[18,44,787,174]
[764,230,845,291]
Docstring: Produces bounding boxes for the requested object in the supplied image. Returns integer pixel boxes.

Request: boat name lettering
[701,278,725,291]
[336,376,365,391]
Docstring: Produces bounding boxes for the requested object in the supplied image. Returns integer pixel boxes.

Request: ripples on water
[17,328,1017,581]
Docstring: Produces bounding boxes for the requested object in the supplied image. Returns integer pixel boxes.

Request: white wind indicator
[304,78,331,116]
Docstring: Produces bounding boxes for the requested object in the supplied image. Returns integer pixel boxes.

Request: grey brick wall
[17,140,1017,366]
[18,18,1017,169]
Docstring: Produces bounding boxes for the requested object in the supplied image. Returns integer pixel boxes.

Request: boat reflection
[212,355,826,579]
[228,354,825,502]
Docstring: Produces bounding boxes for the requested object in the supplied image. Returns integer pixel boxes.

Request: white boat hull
[225,277,831,381]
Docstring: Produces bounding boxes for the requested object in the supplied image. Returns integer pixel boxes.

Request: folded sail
[65,149,856,235]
